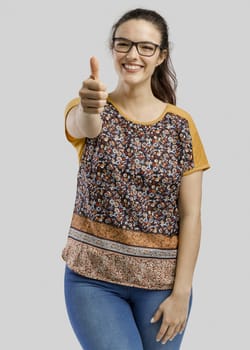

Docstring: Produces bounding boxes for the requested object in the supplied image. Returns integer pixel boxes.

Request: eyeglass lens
[113,39,157,56]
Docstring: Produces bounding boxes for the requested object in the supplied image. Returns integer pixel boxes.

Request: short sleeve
[181,114,210,176]
[64,97,85,162]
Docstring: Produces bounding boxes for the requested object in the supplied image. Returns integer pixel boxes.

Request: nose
[126,44,139,58]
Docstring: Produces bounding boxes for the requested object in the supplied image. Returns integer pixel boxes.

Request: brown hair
[110,8,177,105]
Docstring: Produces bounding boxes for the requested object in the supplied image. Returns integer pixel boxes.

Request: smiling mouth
[122,64,143,72]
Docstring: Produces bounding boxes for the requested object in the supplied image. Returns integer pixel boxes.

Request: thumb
[150,308,163,324]
[90,56,99,80]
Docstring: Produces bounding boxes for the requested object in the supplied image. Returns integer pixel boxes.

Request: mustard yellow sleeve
[64,97,85,162]
[182,115,211,176]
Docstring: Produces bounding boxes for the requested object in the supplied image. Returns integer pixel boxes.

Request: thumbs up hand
[79,57,108,115]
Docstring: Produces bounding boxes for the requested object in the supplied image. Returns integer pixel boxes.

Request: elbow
[179,204,201,219]
[179,210,202,225]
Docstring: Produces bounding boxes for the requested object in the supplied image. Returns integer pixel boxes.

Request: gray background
[1,0,249,348]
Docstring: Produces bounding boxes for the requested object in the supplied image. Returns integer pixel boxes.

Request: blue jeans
[64,265,193,350]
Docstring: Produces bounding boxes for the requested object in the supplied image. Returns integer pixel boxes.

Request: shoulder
[167,104,211,175]
[166,103,199,137]
[166,103,194,124]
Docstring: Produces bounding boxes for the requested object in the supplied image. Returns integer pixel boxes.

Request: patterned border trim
[62,238,176,289]
[71,214,178,249]
[69,228,177,259]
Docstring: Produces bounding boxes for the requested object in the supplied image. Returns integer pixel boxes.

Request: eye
[139,44,155,52]
[115,40,130,49]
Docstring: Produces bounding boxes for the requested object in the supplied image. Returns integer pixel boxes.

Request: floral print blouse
[62,97,210,290]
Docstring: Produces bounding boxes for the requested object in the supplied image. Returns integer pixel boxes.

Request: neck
[109,81,168,122]
[111,82,156,107]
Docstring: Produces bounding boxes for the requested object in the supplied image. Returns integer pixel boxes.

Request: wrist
[79,101,102,118]
[172,286,192,298]
[77,103,100,120]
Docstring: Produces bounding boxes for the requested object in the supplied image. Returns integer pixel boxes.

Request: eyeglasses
[112,37,162,57]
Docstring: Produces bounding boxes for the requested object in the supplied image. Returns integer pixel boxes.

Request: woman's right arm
[66,103,103,139]
[66,57,108,139]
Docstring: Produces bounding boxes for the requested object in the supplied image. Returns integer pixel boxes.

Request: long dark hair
[110,8,177,105]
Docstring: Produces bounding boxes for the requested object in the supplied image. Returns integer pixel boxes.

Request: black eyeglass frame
[112,37,162,57]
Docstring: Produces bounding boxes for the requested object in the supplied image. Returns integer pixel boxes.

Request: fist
[79,56,108,114]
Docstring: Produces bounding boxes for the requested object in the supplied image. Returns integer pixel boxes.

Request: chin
[123,74,150,87]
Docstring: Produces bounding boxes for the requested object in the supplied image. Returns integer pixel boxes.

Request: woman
[62,8,210,350]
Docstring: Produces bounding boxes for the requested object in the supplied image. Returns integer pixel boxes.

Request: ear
[156,49,168,66]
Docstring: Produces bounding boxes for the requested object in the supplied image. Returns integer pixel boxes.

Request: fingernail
[150,317,154,323]
[156,338,160,342]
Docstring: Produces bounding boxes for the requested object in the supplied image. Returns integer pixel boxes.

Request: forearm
[67,104,103,139]
[172,214,201,297]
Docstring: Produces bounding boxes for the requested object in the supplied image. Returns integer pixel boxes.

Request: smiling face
[112,19,167,89]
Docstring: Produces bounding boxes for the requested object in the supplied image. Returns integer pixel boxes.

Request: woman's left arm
[173,170,203,296]
[151,171,203,344]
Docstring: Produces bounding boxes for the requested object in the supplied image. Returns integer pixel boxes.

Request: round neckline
[107,96,170,126]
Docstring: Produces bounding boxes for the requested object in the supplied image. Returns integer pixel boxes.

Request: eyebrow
[113,37,160,45]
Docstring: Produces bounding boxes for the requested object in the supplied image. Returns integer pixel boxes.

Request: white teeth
[124,64,142,70]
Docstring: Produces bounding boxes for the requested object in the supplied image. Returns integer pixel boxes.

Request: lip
[122,63,144,72]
